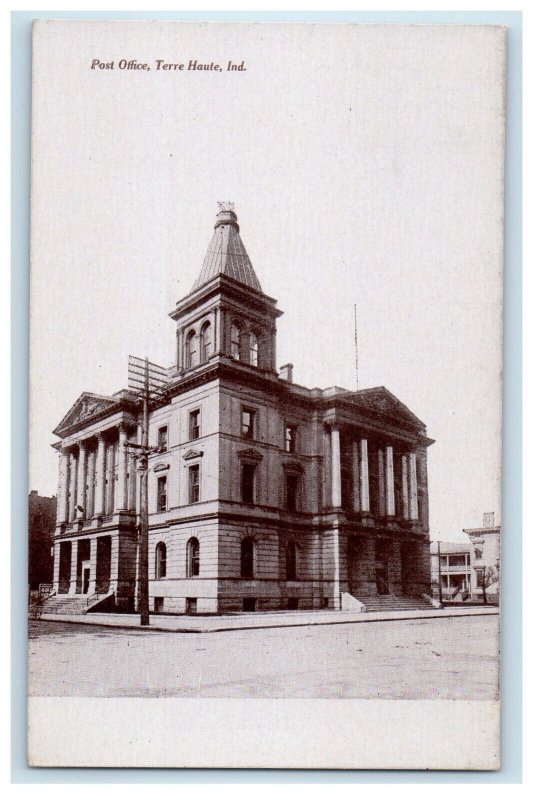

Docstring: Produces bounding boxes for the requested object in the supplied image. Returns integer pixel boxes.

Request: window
[157,426,168,452]
[155,542,167,579]
[199,322,212,363]
[243,597,256,612]
[474,547,483,561]
[241,408,255,439]
[449,554,468,567]
[286,541,298,581]
[287,597,299,610]
[285,424,297,453]
[186,598,197,614]
[241,463,256,504]
[186,329,198,368]
[157,476,167,512]
[188,464,200,504]
[186,537,200,577]
[189,409,201,440]
[241,537,255,579]
[154,597,164,613]
[285,473,299,511]
[249,332,259,366]
[230,323,241,360]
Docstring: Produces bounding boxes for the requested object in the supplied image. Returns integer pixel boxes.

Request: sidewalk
[36,605,499,634]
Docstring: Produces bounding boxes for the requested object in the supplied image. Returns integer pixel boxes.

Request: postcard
[28,19,504,769]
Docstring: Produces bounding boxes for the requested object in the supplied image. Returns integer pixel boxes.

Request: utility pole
[437,540,443,605]
[138,357,150,626]
[128,355,167,627]
[354,304,359,391]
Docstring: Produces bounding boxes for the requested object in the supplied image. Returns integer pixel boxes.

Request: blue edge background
[11,9,522,784]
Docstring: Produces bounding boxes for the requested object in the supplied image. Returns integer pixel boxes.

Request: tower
[169,202,282,376]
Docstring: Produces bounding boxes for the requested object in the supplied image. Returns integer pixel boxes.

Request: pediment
[237,447,263,462]
[182,448,204,460]
[347,387,425,430]
[153,462,170,472]
[283,460,304,473]
[53,392,117,435]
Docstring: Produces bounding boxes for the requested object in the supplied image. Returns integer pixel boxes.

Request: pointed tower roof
[192,202,262,293]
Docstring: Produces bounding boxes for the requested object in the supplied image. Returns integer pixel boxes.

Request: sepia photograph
[26,18,505,769]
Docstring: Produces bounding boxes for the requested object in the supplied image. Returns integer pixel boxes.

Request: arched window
[155,542,167,579]
[230,323,241,360]
[249,332,259,366]
[186,537,200,577]
[241,537,255,579]
[186,329,198,368]
[286,541,298,581]
[199,322,212,363]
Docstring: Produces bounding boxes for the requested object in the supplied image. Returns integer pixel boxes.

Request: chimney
[483,512,495,528]
[279,363,293,383]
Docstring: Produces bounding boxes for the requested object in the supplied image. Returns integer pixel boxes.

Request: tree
[476,564,500,604]
[28,491,56,590]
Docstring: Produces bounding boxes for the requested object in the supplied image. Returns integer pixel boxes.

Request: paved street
[28,614,499,700]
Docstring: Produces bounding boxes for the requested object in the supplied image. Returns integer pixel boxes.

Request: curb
[33,607,499,635]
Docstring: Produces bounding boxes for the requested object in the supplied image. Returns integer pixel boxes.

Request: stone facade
[51,204,434,613]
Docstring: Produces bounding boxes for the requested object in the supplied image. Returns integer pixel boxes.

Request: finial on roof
[215,201,239,232]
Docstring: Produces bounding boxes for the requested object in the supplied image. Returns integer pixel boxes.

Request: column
[57,449,69,524]
[117,426,129,511]
[175,328,181,370]
[106,441,116,514]
[359,438,370,513]
[332,526,340,610]
[68,449,78,522]
[52,542,60,593]
[215,308,225,355]
[322,429,331,509]
[351,440,360,512]
[180,327,187,369]
[88,537,97,595]
[212,307,218,353]
[385,446,395,517]
[377,449,386,517]
[75,442,87,518]
[110,534,120,594]
[330,426,342,508]
[128,431,137,512]
[94,434,106,516]
[68,540,79,595]
[409,453,419,520]
[401,455,409,519]
[86,448,96,518]
[417,449,429,528]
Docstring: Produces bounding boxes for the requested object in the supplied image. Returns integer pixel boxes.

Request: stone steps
[35,593,114,615]
[357,595,434,612]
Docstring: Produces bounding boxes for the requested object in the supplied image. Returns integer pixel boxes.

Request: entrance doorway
[375,539,390,595]
[401,542,414,595]
[82,565,90,594]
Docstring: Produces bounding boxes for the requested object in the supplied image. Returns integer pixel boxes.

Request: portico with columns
[52,396,141,610]
[320,405,432,609]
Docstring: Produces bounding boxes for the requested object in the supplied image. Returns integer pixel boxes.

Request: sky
[29,20,505,541]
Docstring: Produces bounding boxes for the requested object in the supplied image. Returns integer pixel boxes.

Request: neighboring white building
[431,512,500,604]
[464,512,500,603]
[430,541,471,601]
